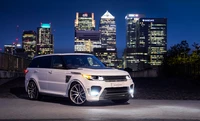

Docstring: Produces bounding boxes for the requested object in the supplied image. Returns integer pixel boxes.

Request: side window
[51,56,64,69]
[38,56,51,68]
[28,58,39,68]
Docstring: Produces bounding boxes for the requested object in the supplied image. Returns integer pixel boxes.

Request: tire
[27,81,41,100]
[111,99,129,104]
[69,83,86,106]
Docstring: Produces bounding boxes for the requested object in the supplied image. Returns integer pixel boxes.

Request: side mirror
[53,63,63,69]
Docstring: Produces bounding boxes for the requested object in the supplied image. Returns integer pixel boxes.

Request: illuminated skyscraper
[74,31,101,53]
[99,11,116,50]
[124,15,167,70]
[22,31,37,58]
[74,12,95,31]
[139,18,167,66]
[74,12,100,53]
[37,23,54,55]
[124,14,146,70]
[95,11,117,67]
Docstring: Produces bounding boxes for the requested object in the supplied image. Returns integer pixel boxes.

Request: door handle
[34,70,38,73]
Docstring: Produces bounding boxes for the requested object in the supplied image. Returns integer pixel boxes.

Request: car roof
[34,53,93,59]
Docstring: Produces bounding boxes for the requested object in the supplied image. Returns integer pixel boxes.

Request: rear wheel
[111,99,129,104]
[27,81,41,100]
[69,83,86,105]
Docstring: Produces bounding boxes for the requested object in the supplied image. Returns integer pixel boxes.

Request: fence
[129,68,158,77]
[0,52,31,72]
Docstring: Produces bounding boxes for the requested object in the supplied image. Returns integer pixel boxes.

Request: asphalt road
[0,78,200,121]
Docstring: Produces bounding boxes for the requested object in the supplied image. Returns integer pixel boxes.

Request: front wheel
[69,83,86,105]
[111,99,129,104]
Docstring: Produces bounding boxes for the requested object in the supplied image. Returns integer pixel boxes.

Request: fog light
[91,90,99,96]
[129,89,134,94]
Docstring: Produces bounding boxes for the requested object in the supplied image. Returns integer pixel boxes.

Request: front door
[47,55,71,95]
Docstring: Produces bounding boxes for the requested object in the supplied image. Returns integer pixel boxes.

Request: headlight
[126,75,131,80]
[82,74,93,80]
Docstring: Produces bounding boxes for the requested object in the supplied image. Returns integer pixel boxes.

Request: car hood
[70,68,129,76]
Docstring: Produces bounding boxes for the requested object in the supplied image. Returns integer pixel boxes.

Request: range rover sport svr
[25,53,134,105]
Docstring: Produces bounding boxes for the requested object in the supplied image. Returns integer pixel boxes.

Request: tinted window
[28,58,40,68]
[51,56,64,68]
[39,56,52,68]
[63,55,106,69]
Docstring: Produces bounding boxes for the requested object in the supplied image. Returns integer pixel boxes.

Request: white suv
[25,53,134,105]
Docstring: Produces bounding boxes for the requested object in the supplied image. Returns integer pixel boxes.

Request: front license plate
[111,83,123,87]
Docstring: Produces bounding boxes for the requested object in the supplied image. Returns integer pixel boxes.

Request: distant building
[37,23,54,55]
[75,12,95,31]
[97,11,117,67]
[4,44,15,54]
[139,18,167,66]
[99,11,116,50]
[22,31,37,58]
[74,30,101,53]
[123,16,167,70]
[124,14,145,70]
[74,12,99,53]
[93,48,117,67]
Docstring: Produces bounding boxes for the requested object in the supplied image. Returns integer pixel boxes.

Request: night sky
[1,0,200,57]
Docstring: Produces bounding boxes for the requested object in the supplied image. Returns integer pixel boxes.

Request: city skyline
[1,0,200,57]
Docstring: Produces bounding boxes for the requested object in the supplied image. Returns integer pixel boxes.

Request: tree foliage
[162,40,200,77]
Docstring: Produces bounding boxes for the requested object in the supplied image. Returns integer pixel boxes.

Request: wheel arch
[27,78,40,92]
[66,79,87,97]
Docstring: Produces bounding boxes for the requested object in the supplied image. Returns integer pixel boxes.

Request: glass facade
[139,18,167,66]
[99,11,116,50]
[37,23,54,55]
[124,14,146,70]
[93,48,117,67]
[22,31,37,58]
[123,16,167,70]
[74,31,101,52]
[97,11,117,67]
[74,13,98,52]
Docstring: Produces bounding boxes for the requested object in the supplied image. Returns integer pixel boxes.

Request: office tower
[96,11,117,67]
[99,11,116,50]
[37,23,54,55]
[22,31,37,58]
[124,15,167,70]
[75,12,95,31]
[74,12,100,53]
[93,48,117,67]
[139,18,167,66]
[124,14,145,70]
[74,31,101,53]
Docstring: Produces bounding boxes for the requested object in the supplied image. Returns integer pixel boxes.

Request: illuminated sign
[142,19,154,22]
[41,23,51,28]
[83,13,88,17]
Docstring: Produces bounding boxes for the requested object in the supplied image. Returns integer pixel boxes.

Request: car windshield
[63,55,107,69]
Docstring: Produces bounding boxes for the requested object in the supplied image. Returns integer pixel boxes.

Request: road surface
[0,97,200,121]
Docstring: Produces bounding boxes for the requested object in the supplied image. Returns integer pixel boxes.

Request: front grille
[100,87,130,100]
[103,76,127,82]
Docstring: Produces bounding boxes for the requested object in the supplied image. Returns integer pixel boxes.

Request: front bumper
[84,80,134,102]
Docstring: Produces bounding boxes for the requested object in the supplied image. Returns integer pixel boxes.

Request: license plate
[111,83,123,87]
